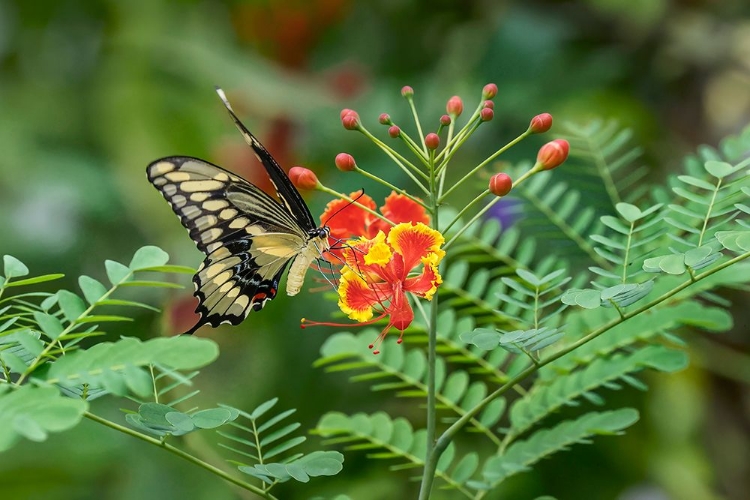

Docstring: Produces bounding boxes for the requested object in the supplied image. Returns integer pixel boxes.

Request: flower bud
[480,108,494,122]
[529,113,553,134]
[341,110,360,130]
[340,108,355,120]
[288,166,319,190]
[440,114,451,126]
[483,100,494,110]
[536,139,570,170]
[425,133,440,150]
[489,173,513,196]
[388,125,401,138]
[482,83,498,99]
[379,113,392,125]
[334,153,357,172]
[446,96,463,117]
[401,86,414,98]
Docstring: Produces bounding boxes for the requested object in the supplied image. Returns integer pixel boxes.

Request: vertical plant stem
[418,145,441,500]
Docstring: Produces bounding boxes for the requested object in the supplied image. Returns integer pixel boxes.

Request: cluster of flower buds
[288,82,570,353]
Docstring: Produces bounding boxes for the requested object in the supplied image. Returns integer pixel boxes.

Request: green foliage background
[1,0,749,499]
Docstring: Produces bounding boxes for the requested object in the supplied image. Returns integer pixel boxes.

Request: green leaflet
[46,336,219,397]
[218,398,342,485]
[126,403,236,437]
[316,330,505,442]
[475,409,639,488]
[315,411,475,491]
[508,346,686,439]
[0,385,87,452]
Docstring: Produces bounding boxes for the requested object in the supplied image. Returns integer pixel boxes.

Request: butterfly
[147,87,330,335]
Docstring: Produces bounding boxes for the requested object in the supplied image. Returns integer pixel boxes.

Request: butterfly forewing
[215,87,318,232]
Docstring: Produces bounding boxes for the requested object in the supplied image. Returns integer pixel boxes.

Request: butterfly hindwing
[187,239,289,333]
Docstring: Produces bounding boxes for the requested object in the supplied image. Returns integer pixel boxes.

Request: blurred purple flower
[485,197,522,230]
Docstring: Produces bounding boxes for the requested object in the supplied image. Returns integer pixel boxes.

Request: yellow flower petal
[364,231,392,266]
[337,271,374,322]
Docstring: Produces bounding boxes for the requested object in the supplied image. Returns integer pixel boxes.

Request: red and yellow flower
[305,191,443,352]
[305,221,444,354]
[339,223,444,353]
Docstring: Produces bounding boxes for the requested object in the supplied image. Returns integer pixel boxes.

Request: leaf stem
[17,272,135,385]
[84,411,278,499]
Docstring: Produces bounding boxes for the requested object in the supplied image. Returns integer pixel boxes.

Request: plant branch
[84,411,277,499]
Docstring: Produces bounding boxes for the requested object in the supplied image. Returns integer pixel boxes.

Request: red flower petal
[380,192,429,227]
[403,260,441,298]
[387,223,445,272]
[320,193,377,255]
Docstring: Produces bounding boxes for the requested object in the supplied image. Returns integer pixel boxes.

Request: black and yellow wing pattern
[147,88,330,334]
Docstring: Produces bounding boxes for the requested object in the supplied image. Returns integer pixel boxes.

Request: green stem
[417,139,441,500]
[443,197,498,251]
[443,189,491,234]
[357,126,430,186]
[435,120,482,177]
[582,131,622,207]
[443,165,543,251]
[439,131,532,203]
[397,129,432,168]
[353,167,428,209]
[423,249,750,486]
[622,221,635,283]
[698,178,722,247]
[84,411,278,499]
[434,101,486,163]
[437,119,457,198]
[150,365,159,403]
[406,97,428,155]
[17,272,134,385]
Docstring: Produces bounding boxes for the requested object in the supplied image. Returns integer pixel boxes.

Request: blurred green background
[1,0,749,499]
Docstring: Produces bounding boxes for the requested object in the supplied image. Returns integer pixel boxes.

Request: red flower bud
[536,139,570,170]
[446,96,463,117]
[340,108,355,120]
[379,113,392,125]
[483,100,494,109]
[288,166,319,190]
[388,125,401,138]
[425,133,440,150]
[440,114,451,126]
[480,108,494,122]
[401,86,414,98]
[529,113,553,134]
[341,111,360,130]
[334,153,357,172]
[482,83,498,99]
[489,173,513,196]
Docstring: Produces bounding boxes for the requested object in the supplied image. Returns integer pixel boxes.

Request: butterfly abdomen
[286,235,330,296]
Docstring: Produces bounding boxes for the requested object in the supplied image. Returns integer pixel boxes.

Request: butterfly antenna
[322,189,367,227]
[215,86,265,151]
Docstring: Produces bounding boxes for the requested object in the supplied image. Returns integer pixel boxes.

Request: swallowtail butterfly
[147,88,330,334]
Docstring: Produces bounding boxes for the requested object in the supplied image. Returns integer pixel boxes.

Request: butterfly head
[311,226,331,240]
